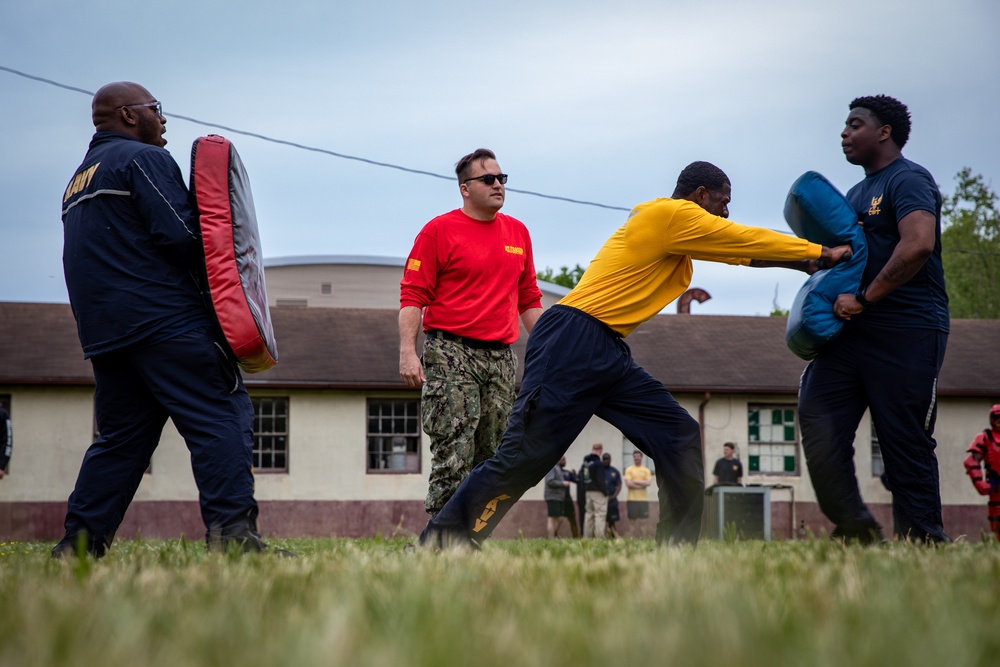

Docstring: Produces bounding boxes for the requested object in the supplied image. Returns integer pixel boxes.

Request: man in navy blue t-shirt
[799,94,949,544]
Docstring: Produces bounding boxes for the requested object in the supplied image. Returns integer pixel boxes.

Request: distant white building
[263,254,570,310]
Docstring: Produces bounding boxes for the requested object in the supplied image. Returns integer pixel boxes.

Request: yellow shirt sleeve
[559,198,821,336]
[649,199,822,262]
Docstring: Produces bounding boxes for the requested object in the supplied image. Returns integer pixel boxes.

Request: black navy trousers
[799,322,948,542]
[59,326,258,555]
[422,305,704,546]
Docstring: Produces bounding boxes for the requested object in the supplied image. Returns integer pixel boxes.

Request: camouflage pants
[422,336,517,515]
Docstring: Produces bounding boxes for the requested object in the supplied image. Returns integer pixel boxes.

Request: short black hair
[455,148,497,182]
[849,95,911,149]
[672,161,730,198]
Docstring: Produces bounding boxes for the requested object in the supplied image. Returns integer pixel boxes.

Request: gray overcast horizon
[2,0,998,317]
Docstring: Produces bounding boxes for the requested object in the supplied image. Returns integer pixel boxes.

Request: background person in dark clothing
[544,457,571,537]
[0,403,11,478]
[53,81,282,558]
[576,455,587,537]
[602,452,622,537]
[581,443,608,538]
[560,457,580,537]
[712,442,743,485]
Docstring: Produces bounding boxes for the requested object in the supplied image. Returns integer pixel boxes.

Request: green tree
[537,264,586,288]
[941,168,1000,318]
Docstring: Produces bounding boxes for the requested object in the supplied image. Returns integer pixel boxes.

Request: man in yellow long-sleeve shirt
[419,161,852,548]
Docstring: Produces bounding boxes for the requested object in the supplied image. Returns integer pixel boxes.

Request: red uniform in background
[963,405,1000,540]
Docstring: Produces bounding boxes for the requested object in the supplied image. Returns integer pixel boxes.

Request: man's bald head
[92,82,147,126]
[92,81,167,147]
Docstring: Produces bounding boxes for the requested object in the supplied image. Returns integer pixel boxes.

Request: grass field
[1,536,999,667]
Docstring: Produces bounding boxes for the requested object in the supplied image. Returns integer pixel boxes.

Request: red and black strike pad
[190,134,277,373]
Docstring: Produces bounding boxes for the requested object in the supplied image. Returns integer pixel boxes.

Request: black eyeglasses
[463,173,508,186]
[117,101,164,118]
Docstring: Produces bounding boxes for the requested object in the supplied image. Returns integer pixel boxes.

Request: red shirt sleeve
[399,220,441,309]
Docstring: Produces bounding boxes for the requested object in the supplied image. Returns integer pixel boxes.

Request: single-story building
[1,257,997,543]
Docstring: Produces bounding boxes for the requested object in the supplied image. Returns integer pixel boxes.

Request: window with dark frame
[367,399,421,473]
[251,397,289,472]
[747,405,800,475]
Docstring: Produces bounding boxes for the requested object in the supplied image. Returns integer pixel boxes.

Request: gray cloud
[1,0,997,315]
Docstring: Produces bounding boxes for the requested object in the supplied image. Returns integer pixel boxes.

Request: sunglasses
[463,173,508,186]
[117,101,164,119]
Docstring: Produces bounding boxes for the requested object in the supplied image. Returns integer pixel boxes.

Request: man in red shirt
[400,148,543,516]
[964,404,1000,540]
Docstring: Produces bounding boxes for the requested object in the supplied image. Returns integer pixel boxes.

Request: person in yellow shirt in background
[420,161,853,549]
[624,450,653,537]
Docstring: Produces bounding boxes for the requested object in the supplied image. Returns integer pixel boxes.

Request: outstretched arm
[748,244,854,273]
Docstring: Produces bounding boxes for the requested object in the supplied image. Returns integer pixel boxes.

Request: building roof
[265,254,407,269]
[262,254,572,300]
[1,302,997,397]
[0,302,92,385]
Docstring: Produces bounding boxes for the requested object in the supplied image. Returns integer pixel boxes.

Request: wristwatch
[855,286,876,309]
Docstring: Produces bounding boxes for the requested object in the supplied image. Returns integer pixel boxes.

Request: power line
[0,65,631,213]
[5,64,999,256]
[0,65,94,96]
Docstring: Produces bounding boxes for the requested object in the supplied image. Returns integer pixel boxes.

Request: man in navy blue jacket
[54,81,280,557]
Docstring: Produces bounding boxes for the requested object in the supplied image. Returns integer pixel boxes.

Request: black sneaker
[417,526,480,552]
[831,524,887,545]
[51,541,83,560]
[51,533,106,559]
[206,525,296,557]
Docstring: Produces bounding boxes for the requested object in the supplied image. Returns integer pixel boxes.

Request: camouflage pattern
[421,336,517,515]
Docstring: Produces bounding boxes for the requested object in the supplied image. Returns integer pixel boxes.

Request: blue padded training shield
[784,171,867,360]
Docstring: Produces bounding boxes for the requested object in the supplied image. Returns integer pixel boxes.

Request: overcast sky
[2,0,998,317]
